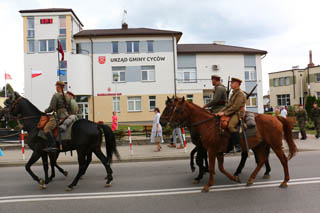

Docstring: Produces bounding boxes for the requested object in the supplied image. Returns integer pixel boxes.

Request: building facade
[20,8,267,123]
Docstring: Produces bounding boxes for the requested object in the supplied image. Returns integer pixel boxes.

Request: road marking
[1,177,320,204]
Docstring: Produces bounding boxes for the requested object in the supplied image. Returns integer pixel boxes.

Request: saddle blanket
[38,115,77,141]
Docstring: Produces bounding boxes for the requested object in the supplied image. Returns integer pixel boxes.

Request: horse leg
[263,146,271,179]
[93,149,113,187]
[233,151,249,177]
[271,147,289,188]
[41,153,49,187]
[48,153,56,181]
[202,148,216,192]
[217,152,240,183]
[25,152,41,184]
[204,151,209,173]
[247,146,267,186]
[66,151,87,191]
[190,147,197,172]
[81,152,93,179]
[193,149,205,184]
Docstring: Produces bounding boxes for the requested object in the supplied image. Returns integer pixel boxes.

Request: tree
[305,95,316,118]
[0,83,14,97]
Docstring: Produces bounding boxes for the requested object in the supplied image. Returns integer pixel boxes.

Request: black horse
[5,92,120,191]
[160,96,271,183]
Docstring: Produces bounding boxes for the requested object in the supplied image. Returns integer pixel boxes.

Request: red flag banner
[57,40,64,61]
[31,70,42,78]
[5,73,12,80]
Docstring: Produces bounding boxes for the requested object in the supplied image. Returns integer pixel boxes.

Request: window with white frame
[203,94,213,105]
[177,68,196,82]
[285,77,290,85]
[112,97,120,112]
[244,67,256,81]
[28,40,35,53]
[274,78,279,86]
[147,40,153,52]
[141,66,155,81]
[126,41,139,53]
[112,42,118,53]
[59,16,66,36]
[39,39,55,52]
[186,94,193,103]
[27,17,34,38]
[128,96,141,112]
[59,39,66,51]
[315,73,320,82]
[279,77,285,86]
[277,94,290,106]
[246,94,257,107]
[112,66,126,82]
[149,96,156,111]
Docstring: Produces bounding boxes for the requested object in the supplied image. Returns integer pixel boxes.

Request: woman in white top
[151,107,163,152]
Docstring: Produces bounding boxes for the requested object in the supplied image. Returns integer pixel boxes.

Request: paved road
[1,151,320,213]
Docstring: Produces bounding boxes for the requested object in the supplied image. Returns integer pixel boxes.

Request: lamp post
[113,73,119,115]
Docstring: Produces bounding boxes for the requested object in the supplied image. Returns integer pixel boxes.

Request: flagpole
[57,40,61,81]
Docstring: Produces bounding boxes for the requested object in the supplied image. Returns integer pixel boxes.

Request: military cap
[211,75,221,81]
[67,91,75,97]
[231,77,242,84]
[55,81,65,86]
[299,104,303,107]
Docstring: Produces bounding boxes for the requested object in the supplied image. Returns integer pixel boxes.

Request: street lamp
[113,73,119,115]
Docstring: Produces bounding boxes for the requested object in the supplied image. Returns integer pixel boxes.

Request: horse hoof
[235,176,241,183]
[191,167,195,173]
[63,171,68,177]
[193,179,200,184]
[39,179,46,190]
[246,182,253,186]
[279,182,288,188]
[66,186,73,191]
[262,174,271,179]
[104,183,112,188]
[201,186,210,193]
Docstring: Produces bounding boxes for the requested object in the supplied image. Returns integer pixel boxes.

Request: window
[27,17,34,38]
[149,96,156,111]
[39,39,55,52]
[277,94,290,106]
[28,40,35,53]
[315,73,320,82]
[203,94,213,105]
[112,67,126,82]
[112,42,118,53]
[147,40,153,52]
[141,66,155,81]
[177,68,196,82]
[279,77,285,86]
[244,67,256,81]
[317,92,320,99]
[186,94,193,103]
[59,16,66,36]
[128,96,141,112]
[58,61,67,81]
[285,77,290,85]
[113,97,120,113]
[274,78,279,87]
[246,95,257,107]
[126,41,139,53]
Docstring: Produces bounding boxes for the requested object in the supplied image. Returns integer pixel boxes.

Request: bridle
[7,96,40,121]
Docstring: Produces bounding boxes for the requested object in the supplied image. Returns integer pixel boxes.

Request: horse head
[4,91,22,117]
[169,96,188,129]
[160,96,176,127]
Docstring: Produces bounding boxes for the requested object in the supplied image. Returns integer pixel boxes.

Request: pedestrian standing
[311,102,320,138]
[112,112,118,131]
[280,106,287,118]
[168,127,184,149]
[151,107,163,152]
[296,104,307,140]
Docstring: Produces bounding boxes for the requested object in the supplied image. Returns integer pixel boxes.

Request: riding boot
[233,132,242,152]
[302,131,307,140]
[43,131,58,152]
[226,135,234,153]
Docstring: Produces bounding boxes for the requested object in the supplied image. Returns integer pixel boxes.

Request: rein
[192,116,216,126]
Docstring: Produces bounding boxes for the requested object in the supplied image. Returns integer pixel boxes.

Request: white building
[20,8,267,123]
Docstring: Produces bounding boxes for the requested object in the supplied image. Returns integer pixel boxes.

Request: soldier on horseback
[43,81,71,152]
[216,77,246,153]
[203,75,227,113]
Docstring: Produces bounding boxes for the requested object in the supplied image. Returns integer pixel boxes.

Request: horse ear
[167,96,170,102]
[182,96,185,102]
[14,91,20,98]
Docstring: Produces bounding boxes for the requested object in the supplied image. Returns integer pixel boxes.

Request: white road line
[1,177,320,204]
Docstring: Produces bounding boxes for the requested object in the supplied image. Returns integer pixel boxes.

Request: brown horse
[169,97,297,192]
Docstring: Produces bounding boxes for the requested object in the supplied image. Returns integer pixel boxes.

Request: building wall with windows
[307,66,320,98]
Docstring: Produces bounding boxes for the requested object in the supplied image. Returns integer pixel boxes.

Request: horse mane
[23,98,44,115]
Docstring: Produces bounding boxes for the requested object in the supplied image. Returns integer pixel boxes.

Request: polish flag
[5,73,12,80]
[31,70,42,78]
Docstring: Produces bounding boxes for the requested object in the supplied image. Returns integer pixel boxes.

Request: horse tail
[276,116,298,160]
[97,124,121,163]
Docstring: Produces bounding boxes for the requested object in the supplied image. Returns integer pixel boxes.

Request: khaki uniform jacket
[311,107,320,122]
[206,83,227,113]
[45,92,71,119]
[221,88,246,116]
[70,99,78,115]
[296,109,307,122]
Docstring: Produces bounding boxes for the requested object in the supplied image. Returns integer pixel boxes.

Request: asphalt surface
[0,150,320,213]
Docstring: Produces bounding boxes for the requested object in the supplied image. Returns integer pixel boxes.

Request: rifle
[245,84,257,100]
[60,85,71,115]
[226,76,231,99]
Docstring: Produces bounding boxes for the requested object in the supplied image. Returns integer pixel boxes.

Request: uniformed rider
[216,77,246,153]
[43,81,71,152]
[203,75,227,113]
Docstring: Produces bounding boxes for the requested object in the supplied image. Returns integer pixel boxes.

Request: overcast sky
[1,0,320,95]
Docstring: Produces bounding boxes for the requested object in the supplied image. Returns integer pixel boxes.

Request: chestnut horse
[169,97,297,192]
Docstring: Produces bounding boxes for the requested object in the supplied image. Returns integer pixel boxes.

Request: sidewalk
[0,135,319,167]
